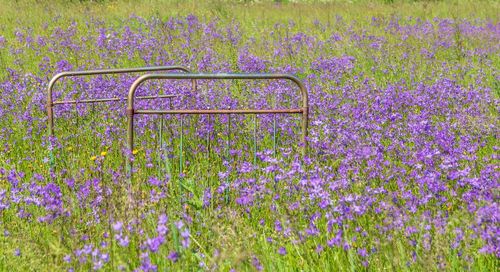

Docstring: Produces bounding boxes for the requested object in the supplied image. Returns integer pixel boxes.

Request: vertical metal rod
[91,103,96,151]
[179,116,184,176]
[207,114,211,159]
[225,114,231,203]
[159,118,163,149]
[227,114,231,160]
[253,114,257,165]
[126,108,134,195]
[179,116,184,204]
[164,115,172,177]
[158,117,163,177]
[75,102,79,131]
[273,114,277,156]
[167,100,173,175]
[192,78,197,94]
[206,114,211,189]
[302,106,308,157]
[48,105,55,175]
[74,102,79,163]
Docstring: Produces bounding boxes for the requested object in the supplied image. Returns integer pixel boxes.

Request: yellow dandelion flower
[90,156,97,161]
[101,151,107,157]
[67,147,73,152]
[132,149,139,155]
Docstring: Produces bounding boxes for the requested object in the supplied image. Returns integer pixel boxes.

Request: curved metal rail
[126,73,309,180]
[47,65,195,137]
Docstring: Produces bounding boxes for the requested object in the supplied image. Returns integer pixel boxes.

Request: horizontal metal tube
[53,94,177,105]
[127,73,308,112]
[50,66,191,78]
[134,109,304,115]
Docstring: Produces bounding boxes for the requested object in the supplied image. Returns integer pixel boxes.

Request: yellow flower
[101,151,107,157]
[132,149,139,155]
[90,156,97,161]
[67,147,73,152]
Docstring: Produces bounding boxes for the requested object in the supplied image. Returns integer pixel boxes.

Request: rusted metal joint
[126,108,135,116]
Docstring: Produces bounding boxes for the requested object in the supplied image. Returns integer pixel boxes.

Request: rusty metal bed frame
[125,73,309,181]
[46,66,195,168]
[45,68,310,183]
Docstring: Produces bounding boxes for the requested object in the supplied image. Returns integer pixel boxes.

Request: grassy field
[0,0,499,271]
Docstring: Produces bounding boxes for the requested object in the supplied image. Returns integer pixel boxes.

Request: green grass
[0,0,499,271]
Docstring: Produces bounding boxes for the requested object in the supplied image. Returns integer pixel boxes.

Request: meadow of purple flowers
[0,1,498,271]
